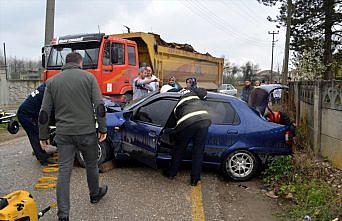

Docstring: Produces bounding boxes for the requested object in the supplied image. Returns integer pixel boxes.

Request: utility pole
[268,30,279,82]
[44,0,55,46]
[3,42,7,79]
[282,0,292,84]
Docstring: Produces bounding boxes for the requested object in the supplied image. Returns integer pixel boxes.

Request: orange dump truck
[43,32,223,101]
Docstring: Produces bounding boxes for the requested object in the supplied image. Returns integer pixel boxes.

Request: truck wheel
[222,150,260,181]
[76,140,110,168]
[7,120,19,134]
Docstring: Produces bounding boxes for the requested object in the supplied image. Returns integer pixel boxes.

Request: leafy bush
[262,156,341,221]
[262,155,293,184]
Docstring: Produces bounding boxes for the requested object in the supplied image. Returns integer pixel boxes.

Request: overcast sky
[0,0,287,71]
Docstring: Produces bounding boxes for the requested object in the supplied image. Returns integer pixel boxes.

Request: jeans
[54,133,100,218]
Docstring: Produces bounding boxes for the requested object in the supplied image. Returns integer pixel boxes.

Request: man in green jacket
[39,52,107,221]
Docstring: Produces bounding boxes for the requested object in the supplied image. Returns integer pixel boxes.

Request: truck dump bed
[114,32,223,90]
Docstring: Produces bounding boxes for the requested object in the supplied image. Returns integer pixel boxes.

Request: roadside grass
[261,122,342,221]
[0,123,8,131]
[262,155,341,221]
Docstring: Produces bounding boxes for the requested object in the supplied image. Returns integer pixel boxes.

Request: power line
[179,0,254,45]
[237,0,269,22]
[185,0,269,47]
[219,0,264,27]
[191,0,269,45]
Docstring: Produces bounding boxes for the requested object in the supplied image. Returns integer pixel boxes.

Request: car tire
[76,140,110,168]
[222,150,260,181]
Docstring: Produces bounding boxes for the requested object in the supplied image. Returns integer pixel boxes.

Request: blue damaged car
[95,85,293,181]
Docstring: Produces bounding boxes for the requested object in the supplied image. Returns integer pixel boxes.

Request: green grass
[262,156,341,221]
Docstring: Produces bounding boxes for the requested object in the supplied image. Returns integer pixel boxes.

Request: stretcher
[0,110,19,134]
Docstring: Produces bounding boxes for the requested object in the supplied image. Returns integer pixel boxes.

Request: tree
[292,41,326,79]
[258,0,342,79]
[222,61,240,84]
[241,61,259,81]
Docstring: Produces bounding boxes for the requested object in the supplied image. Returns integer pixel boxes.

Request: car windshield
[47,42,100,69]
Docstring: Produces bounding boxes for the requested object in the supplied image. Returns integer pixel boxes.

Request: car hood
[106,112,126,127]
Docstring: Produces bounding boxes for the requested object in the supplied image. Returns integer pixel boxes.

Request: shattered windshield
[47,42,100,69]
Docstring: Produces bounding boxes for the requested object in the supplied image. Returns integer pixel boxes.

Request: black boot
[90,185,108,204]
[190,178,200,186]
[162,169,175,180]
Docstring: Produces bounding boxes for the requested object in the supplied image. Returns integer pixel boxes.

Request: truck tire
[76,140,110,168]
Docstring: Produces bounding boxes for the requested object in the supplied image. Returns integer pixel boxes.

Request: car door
[201,100,241,163]
[121,97,178,168]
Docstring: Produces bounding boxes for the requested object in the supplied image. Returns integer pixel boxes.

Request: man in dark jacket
[39,52,107,221]
[17,83,55,165]
[240,80,254,102]
[163,77,211,186]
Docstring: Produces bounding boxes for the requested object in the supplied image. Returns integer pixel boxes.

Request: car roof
[125,90,244,111]
[153,91,241,102]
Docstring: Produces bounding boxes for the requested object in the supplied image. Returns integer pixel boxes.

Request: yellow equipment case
[0,190,38,221]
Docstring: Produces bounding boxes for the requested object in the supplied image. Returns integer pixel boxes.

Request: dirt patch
[217,179,281,221]
[0,128,26,144]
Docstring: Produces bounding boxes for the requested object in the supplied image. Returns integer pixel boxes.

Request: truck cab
[43,33,139,102]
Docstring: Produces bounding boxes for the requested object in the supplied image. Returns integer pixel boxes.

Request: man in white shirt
[133,67,159,100]
[146,66,159,92]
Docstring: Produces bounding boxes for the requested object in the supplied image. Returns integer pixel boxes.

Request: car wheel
[76,140,110,168]
[7,120,19,134]
[222,150,259,181]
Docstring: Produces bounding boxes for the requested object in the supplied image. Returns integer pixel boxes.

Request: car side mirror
[41,47,46,68]
[123,111,133,119]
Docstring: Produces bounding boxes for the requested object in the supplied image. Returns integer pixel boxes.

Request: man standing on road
[240,79,254,102]
[133,67,159,100]
[163,77,211,186]
[39,52,108,221]
[146,66,159,92]
[17,83,55,165]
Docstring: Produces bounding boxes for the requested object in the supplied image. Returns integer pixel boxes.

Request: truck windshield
[47,42,100,69]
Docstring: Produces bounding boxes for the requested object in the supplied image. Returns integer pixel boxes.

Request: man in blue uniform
[163,77,211,186]
[17,83,55,165]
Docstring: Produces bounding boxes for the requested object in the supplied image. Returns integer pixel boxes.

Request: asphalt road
[0,136,281,221]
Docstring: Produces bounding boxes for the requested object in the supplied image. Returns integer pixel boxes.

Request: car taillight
[285,130,293,145]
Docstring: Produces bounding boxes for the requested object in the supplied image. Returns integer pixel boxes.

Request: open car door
[121,96,179,168]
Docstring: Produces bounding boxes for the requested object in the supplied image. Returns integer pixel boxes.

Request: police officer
[17,83,55,165]
[163,77,211,186]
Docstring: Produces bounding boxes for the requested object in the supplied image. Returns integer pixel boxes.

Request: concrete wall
[0,68,42,110]
[321,108,342,168]
[299,100,315,147]
[290,80,342,169]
